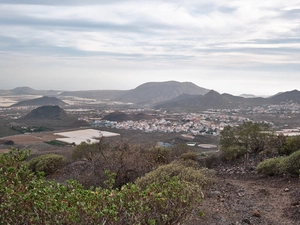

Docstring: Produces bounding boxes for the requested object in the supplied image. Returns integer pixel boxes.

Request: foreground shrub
[204,153,220,168]
[179,151,199,161]
[221,145,247,161]
[0,149,204,224]
[257,150,300,176]
[28,153,66,175]
[281,136,300,155]
[256,157,282,176]
[72,142,100,161]
[280,150,300,175]
[136,161,215,190]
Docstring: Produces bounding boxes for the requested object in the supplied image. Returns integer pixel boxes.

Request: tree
[220,122,274,160]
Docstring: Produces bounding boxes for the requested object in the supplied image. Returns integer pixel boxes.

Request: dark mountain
[154,90,232,110]
[11,87,38,95]
[22,105,69,120]
[0,87,61,96]
[18,105,89,128]
[155,89,300,111]
[154,90,267,110]
[268,89,300,104]
[12,96,67,107]
[119,81,210,105]
[59,90,126,100]
[103,111,153,122]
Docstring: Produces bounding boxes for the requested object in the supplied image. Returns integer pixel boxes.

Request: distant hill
[154,89,300,111]
[59,90,126,100]
[268,89,300,104]
[0,87,61,96]
[12,96,67,107]
[18,105,89,128]
[155,90,267,110]
[118,81,210,105]
[154,90,234,110]
[103,111,153,122]
[23,105,69,120]
[11,87,39,95]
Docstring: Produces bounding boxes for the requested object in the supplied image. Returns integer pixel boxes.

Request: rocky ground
[188,167,300,225]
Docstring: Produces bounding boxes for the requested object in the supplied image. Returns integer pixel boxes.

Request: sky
[0,0,300,96]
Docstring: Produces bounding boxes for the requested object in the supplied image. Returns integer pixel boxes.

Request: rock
[242,218,251,224]
[253,210,261,217]
[238,192,245,197]
[291,201,300,206]
[284,188,289,192]
[210,190,221,195]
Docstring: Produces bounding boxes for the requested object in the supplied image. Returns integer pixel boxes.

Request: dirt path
[189,175,300,225]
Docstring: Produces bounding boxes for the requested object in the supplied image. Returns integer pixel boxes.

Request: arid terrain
[1,128,300,225]
[193,169,300,225]
[1,85,300,224]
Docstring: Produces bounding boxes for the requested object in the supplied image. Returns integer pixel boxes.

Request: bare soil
[1,130,299,225]
[187,173,300,225]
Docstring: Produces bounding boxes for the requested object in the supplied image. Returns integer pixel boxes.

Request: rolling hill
[18,105,89,128]
[12,96,67,107]
[154,89,300,111]
[118,81,210,105]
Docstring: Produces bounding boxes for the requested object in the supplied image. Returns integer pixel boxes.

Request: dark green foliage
[0,149,206,224]
[45,140,67,146]
[11,126,53,133]
[281,150,300,175]
[221,145,247,161]
[204,153,219,168]
[281,136,300,155]
[179,151,199,161]
[257,149,300,176]
[28,153,66,175]
[256,157,282,176]
[72,142,100,161]
[220,122,273,161]
[150,146,170,164]
[136,161,215,190]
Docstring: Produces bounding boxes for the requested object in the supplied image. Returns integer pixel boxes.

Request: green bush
[45,140,67,146]
[150,146,170,164]
[179,151,199,161]
[136,161,215,190]
[0,149,205,224]
[257,150,300,176]
[221,145,247,161]
[72,142,100,161]
[281,136,300,155]
[256,157,282,176]
[280,150,300,175]
[204,153,219,168]
[28,154,66,175]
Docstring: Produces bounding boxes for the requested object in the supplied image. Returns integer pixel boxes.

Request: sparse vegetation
[257,149,300,176]
[0,148,206,224]
[136,161,215,190]
[256,157,282,176]
[28,153,66,175]
[45,140,68,146]
[220,122,274,161]
[11,125,53,133]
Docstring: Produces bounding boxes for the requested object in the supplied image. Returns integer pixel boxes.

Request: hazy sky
[0,0,300,95]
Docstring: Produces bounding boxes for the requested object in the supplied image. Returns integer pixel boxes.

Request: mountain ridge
[12,96,67,107]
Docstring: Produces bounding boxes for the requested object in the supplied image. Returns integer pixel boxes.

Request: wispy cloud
[0,0,299,94]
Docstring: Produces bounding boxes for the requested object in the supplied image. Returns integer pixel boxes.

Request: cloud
[0,1,299,94]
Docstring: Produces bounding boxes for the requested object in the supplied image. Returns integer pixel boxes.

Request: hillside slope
[12,96,67,107]
[119,81,210,105]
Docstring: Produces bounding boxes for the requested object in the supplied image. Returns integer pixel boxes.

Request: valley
[1,81,300,224]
